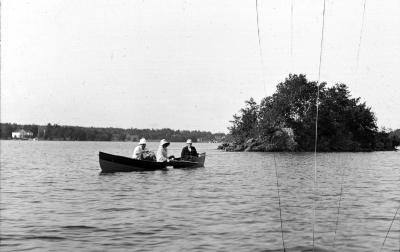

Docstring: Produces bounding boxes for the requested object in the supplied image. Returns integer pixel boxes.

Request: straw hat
[160,139,170,147]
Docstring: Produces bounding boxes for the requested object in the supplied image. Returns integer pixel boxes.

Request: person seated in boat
[156,139,175,162]
[133,138,155,161]
[181,139,198,161]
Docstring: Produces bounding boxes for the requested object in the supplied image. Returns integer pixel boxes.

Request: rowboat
[99,151,206,173]
[171,153,206,169]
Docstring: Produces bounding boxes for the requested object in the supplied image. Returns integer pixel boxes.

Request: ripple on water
[1,141,399,251]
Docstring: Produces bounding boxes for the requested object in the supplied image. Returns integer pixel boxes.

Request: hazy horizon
[0,121,227,134]
[2,0,399,132]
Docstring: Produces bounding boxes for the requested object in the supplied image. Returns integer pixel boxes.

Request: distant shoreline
[0,123,226,142]
[1,139,222,144]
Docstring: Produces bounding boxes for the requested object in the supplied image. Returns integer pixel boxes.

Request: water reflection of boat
[99,152,206,173]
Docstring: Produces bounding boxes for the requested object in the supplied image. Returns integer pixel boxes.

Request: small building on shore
[12,129,34,139]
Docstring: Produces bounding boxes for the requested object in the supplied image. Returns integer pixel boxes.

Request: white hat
[186,139,192,144]
[160,139,170,146]
[139,138,146,145]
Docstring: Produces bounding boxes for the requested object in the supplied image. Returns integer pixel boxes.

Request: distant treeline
[0,123,225,142]
[221,74,400,152]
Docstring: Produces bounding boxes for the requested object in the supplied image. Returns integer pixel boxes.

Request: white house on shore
[12,129,34,139]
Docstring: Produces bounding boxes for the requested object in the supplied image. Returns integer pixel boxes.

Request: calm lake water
[1,140,399,251]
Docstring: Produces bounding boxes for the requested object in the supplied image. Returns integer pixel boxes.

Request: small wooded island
[219,74,400,152]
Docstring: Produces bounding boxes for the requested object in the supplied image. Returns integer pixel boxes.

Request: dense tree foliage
[229,98,259,143]
[0,123,225,142]
[228,74,399,151]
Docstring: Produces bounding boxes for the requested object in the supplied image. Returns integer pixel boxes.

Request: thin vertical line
[313,0,327,250]
[380,206,400,251]
[333,155,347,248]
[290,0,294,72]
[255,0,267,96]
[273,153,286,252]
[355,0,367,73]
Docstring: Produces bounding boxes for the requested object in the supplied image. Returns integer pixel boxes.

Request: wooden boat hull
[170,153,206,168]
[99,152,206,173]
[99,152,168,173]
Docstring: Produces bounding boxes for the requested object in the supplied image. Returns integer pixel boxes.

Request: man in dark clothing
[181,139,198,161]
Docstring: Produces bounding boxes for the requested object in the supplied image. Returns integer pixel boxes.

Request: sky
[1,0,399,133]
